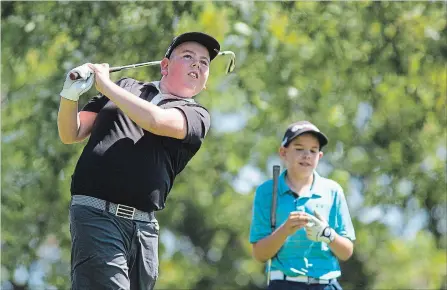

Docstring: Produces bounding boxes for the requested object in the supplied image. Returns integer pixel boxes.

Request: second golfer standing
[249,121,356,290]
[57,32,220,290]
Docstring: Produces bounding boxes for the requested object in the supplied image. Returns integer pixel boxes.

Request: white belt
[270,270,331,284]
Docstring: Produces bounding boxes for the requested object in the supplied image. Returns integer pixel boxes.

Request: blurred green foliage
[1,1,446,289]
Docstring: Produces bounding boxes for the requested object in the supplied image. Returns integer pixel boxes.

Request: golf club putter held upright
[69,51,236,80]
[267,165,280,286]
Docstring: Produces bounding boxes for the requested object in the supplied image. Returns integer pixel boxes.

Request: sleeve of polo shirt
[175,105,210,145]
[334,186,356,241]
[81,78,129,113]
[249,183,273,244]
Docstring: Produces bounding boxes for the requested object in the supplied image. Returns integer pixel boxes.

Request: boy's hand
[60,64,94,101]
[88,63,111,95]
[281,211,310,236]
[305,210,335,244]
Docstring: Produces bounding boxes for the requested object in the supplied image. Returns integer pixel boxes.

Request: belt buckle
[115,204,135,219]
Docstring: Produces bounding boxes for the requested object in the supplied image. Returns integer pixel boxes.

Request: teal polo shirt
[249,170,356,279]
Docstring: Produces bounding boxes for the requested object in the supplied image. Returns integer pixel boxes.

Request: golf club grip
[271,165,280,230]
[69,72,81,80]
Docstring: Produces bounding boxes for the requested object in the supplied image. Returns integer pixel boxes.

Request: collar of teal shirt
[277,170,323,198]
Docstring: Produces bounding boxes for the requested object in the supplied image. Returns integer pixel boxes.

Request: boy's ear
[279,146,286,159]
[160,58,169,76]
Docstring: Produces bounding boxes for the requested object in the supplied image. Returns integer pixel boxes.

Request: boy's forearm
[329,234,354,261]
[58,97,80,144]
[253,226,289,262]
[101,79,160,132]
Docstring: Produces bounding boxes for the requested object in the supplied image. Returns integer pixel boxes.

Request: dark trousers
[268,279,343,290]
[69,204,159,290]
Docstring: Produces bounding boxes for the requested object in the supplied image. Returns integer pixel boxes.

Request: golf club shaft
[267,165,280,286]
[69,51,235,80]
[69,61,161,80]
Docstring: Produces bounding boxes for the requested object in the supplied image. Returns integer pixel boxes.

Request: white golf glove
[305,210,336,244]
[60,64,94,101]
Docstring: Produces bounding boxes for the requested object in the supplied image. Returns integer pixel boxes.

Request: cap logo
[291,124,319,132]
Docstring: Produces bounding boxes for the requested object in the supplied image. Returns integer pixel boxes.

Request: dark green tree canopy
[2,2,446,289]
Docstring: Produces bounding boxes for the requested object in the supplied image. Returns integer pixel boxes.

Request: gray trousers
[69,203,159,290]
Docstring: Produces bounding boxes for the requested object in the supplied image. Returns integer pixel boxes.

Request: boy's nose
[302,151,312,158]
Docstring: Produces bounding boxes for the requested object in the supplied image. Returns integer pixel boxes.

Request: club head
[226,56,236,74]
[218,51,236,74]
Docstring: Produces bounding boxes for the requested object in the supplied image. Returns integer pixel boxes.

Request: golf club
[267,165,280,286]
[69,50,236,80]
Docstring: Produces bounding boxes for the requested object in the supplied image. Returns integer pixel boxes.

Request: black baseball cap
[281,121,329,149]
[164,32,221,61]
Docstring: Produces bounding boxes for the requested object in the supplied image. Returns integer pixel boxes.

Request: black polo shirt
[70,78,210,212]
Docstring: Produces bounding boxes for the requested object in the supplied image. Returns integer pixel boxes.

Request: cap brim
[284,130,329,149]
[309,132,329,148]
[166,32,220,60]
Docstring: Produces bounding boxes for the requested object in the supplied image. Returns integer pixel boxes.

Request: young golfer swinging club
[58,32,225,290]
